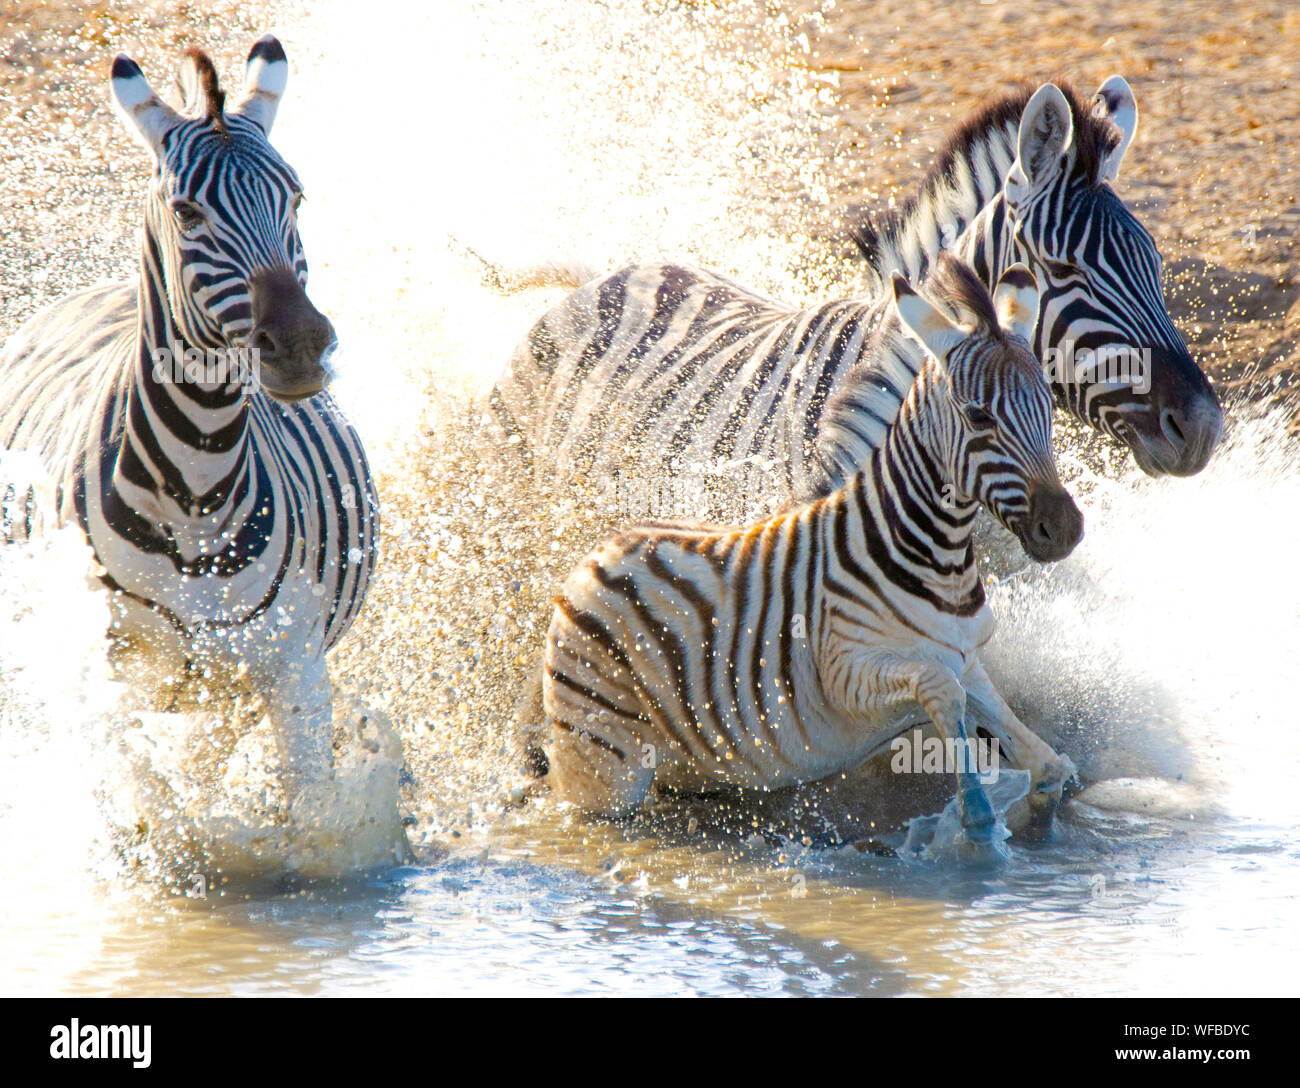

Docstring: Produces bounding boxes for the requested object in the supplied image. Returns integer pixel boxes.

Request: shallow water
[1,0,1298,997]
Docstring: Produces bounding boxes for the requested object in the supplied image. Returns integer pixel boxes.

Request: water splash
[274,0,848,461]
[981,406,1300,825]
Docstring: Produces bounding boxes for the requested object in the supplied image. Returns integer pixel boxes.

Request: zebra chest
[83,451,338,679]
[97,522,333,675]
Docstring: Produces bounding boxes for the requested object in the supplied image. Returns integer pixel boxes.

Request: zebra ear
[1008,83,1074,201]
[1091,75,1138,183]
[178,51,210,117]
[893,273,966,370]
[109,54,182,156]
[231,35,288,135]
[993,264,1040,342]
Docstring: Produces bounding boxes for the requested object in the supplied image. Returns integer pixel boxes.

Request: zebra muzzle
[1019,485,1084,563]
[247,266,337,402]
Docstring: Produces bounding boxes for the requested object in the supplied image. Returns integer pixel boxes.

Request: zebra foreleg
[963,662,1075,839]
[268,654,335,804]
[823,647,1000,861]
[0,449,52,544]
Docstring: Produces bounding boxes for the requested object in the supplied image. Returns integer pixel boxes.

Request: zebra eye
[963,405,996,431]
[291,192,304,215]
[1044,259,1081,280]
[171,200,206,233]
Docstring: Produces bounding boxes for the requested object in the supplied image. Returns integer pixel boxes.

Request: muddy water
[0,0,1297,996]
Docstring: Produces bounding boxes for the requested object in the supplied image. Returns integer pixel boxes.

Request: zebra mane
[849,80,1123,289]
[180,48,228,138]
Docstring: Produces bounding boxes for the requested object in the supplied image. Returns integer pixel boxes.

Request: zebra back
[493,262,886,518]
[494,76,1220,536]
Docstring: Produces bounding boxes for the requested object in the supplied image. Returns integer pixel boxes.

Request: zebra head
[1002,79,1221,478]
[893,256,1083,563]
[108,36,335,402]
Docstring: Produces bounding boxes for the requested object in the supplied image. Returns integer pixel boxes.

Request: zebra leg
[824,648,999,857]
[544,716,655,816]
[964,662,1075,839]
[950,716,998,858]
[268,654,335,802]
[0,449,52,544]
[1,483,39,543]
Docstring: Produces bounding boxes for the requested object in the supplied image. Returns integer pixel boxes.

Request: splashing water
[982,406,1300,827]
[1,0,1298,995]
[279,0,848,460]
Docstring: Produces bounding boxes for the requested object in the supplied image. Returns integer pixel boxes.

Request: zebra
[541,256,1081,850]
[490,77,1221,520]
[0,38,378,802]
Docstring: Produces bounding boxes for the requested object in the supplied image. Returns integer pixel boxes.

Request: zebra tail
[514,661,551,778]
[446,235,598,295]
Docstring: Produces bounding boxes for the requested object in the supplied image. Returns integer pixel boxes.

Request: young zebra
[491,79,1220,520]
[0,39,377,800]
[542,256,1082,846]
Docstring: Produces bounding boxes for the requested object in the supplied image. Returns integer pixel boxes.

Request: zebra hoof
[1016,788,1062,842]
[955,832,1004,866]
[954,782,1004,864]
[524,743,550,778]
[1015,756,1074,840]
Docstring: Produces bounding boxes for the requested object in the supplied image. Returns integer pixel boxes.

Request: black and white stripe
[0,38,377,794]
[492,77,1221,526]
[541,257,1080,843]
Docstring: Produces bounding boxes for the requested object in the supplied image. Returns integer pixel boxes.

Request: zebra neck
[808,198,1025,500]
[846,381,980,600]
[810,320,928,497]
[950,194,1023,295]
[111,268,254,540]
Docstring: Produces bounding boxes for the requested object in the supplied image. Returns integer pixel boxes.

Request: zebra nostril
[1022,488,1083,561]
[1160,408,1187,451]
[250,328,278,360]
